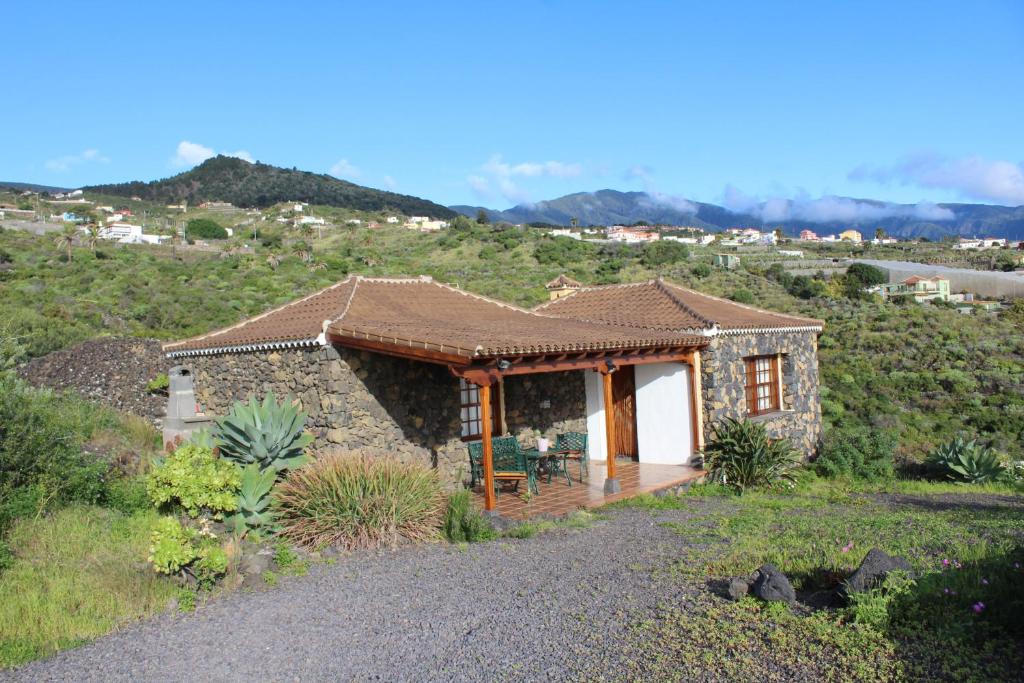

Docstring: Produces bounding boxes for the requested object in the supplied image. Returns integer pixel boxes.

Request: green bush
[211,392,312,473]
[275,453,445,550]
[148,516,198,574]
[730,288,756,305]
[690,263,712,278]
[145,373,169,394]
[443,489,497,543]
[0,375,109,532]
[926,435,1004,483]
[103,475,151,514]
[185,218,228,239]
[702,418,800,493]
[146,444,240,518]
[814,428,895,481]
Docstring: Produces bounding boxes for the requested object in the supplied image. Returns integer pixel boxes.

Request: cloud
[850,154,1024,206]
[171,141,254,167]
[468,154,584,204]
[721,185,955,223]
[639,192,697,214]
[382,175,397,190]
[45,148,110,172]
[624,165,654,183]
[329,158,361,180]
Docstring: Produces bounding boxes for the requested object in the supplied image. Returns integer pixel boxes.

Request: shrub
[730,288,756,305]
[146,444,240,518]
[275,453,445,550]
[690,263,712,278]
[814,428,895,481]
[145,373,169,394]
[702,418,800,493]
[185,218,228,239]
[211,392,312,473]
[926,435,1004,483]
[103,475,151,513]
[443,489,497,543]
[845,570,916,631]
[148,516,198,574]
[0,375,109,531]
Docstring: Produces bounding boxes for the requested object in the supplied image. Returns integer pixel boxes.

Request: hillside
[85,156,457,218]
[454,190,1024,240]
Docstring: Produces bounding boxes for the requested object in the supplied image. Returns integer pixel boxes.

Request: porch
[473,459,706,520]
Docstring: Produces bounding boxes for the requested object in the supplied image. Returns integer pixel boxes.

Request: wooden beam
[602,369,617,484]
[690,350,705,452]
[480,382,495,512]
[451,348,700,384]
[326,332,471,366]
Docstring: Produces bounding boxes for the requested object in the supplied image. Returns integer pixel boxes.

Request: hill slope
[85,156,456,218]
[454,190,1024,239]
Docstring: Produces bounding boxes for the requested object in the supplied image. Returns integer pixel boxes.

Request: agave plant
[926,436,1004,484]
[212,392,313,473]
[225,464,278,537]
[702,417,801,493]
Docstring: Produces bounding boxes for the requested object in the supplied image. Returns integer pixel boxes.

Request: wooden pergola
[328,332,706,513]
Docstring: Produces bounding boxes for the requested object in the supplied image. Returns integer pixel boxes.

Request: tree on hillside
[83,223,102,254]
[54,224,78,263]
[476,209,490,225]
[875,227,887,240]
[186,218,228,240]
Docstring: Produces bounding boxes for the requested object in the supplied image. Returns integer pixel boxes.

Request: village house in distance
[163,275,824,513]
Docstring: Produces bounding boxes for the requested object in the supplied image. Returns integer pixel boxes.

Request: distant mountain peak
[452,189,1024,240]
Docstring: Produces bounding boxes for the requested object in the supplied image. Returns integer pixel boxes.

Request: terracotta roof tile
[536,279,824,332]
[165,276,707,358]
[545,274,581,289]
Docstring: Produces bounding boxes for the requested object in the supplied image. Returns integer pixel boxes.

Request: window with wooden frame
[459,378,502,440]
[744,355,781,416]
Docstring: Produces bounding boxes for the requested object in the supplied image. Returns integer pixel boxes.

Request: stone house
[164,275,823,512]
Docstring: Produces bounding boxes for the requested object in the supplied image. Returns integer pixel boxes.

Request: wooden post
[601,367,620,493]
[690,350,705,452]
[480,382,496,512]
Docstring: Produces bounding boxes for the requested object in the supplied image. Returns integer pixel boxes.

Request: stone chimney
[545,274,582,301]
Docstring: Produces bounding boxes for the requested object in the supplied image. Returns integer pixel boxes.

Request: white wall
[584,362,694,466]
[584,370,606,462]
[634,363,693,465]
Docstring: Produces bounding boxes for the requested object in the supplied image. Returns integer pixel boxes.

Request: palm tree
[54,224,78,263]
[266,253,281,270]
[307,260,326,272]
[291,242,311,263]
[84,223,102,254]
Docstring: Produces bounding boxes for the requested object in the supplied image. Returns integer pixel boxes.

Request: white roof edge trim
[716,325,823,336]
[165,338,321,359]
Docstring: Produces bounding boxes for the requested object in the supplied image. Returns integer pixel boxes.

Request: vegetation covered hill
[1,220,1022,461]
[455,189,1024,240]
[84,156,457,218]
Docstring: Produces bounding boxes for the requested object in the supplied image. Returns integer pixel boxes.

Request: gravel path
[2,507,714,683]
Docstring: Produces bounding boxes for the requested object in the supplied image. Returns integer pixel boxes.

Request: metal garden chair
[553,432,589,483]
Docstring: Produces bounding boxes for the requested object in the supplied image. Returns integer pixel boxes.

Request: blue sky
[3,1,1023,213]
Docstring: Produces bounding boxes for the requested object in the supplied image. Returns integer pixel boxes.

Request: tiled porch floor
[473,459,706,520]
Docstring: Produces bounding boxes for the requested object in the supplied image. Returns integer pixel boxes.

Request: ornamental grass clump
[702,417,801,493]
[274,453,445,551]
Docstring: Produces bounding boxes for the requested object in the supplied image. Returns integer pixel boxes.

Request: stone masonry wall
[183,345,588,484]
[700,331,822,456]
[502,371,587,444]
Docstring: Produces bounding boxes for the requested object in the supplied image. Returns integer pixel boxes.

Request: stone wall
[183,345,588,484]
[502,371,587,443]
[700,331,822,456]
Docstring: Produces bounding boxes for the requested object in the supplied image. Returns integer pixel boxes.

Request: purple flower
[942,559,950,567]
[841,541,854,554]
[1015,562,1021,570]
[953,560,962,569]
[943,587,951,595]
[972,602,986,614]
[981,578,989,586]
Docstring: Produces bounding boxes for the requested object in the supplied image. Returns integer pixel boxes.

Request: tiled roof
[165,276,707,358]
[536,279,823,333]
[545,274,581,289]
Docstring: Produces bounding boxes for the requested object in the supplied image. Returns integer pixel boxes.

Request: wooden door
[611,365,639,459]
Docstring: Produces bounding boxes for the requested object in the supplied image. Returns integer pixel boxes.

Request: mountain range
[452,190,1024,240]
[84,156,457,219]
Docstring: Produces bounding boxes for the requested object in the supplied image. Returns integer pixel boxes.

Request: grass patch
[442,489,498,543]
[617,474,1024,681]
[503,510,598,539]
[0,506,177,669]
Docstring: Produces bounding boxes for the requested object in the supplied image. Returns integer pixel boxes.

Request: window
[459,379,502,439]
[744,355,781,416]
